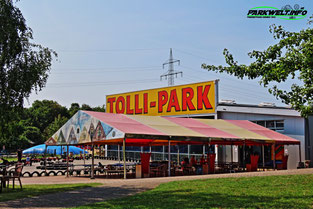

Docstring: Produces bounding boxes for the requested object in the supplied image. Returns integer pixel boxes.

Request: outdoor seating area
[36,161,73,170]
[57,147,290,180]
[0,112,299,189]
[40,111,301,180]
[0,162,23,193]
[54,162,137,178]
[0,140,295,195]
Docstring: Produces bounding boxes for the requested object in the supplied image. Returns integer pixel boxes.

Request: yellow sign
[106,81,216,116]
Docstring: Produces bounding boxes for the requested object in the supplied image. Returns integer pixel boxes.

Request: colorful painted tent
[45,110,299,146]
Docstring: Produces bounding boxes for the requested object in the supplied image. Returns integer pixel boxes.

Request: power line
[53,65,160,71]
[57,48,167,53]
[173,48,216,63]
[47,78,160,88]
[177,65,276,101]
[52,67,161,74]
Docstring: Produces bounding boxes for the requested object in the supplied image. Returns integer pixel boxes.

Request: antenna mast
[161,48,182,86]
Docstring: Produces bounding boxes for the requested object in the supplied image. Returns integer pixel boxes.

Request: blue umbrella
[23,144,88,155]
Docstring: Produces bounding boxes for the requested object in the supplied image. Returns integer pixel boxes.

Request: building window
[251,120,284,131]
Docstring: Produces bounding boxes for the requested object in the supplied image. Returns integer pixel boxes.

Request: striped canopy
[46,110,299,146]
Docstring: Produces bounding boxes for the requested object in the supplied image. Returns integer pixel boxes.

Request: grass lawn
[2,155,51,162]
[1,157,23,162]
[74,174,313,208]
[0,183,101,202]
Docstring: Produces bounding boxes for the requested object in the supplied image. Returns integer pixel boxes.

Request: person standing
[26,155,31,166]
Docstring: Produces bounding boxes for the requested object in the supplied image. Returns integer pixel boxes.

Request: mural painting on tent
[79,126,90,143]
[93,121,106,141]
[58,130,66,144]
[48,111,124,145]
[68,127,78,144]
[89,122,95,139]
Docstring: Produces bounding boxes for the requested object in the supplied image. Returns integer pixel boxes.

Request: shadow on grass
[78,175,313,208]
[0,184,97,202]
[84,189,312,208]
[0,184,150,208]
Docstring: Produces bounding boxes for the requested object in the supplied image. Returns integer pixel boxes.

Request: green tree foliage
[0,119,40,150]
[202,21,313,117]
[81,104,92,111]
[27,100,69,137]
[69,103,80,116]
[0,99,105,150]
[69,103,105,116]
[0,0,56,139]
[44,114,69,140]
[19,126,41,145]
[92,105,106,112]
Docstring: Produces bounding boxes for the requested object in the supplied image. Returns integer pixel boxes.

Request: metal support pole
[168,140,171,177]
[224,145,227,164]
[162,145,165,160]
[66,145,69,178]
[187,145,190,158]
[44,145,47,174]
[91,143,95,179]
[123,137,126,179]
[214,77,218,117]
[207,142,210,157]
[177,145,180,164]
[231,144,233,164]
[83,145,86,166]
[118,145,120,163]
[243,141,246,169]
[299,143,302,162]
[272,144,276,170]
[262,145,265,169]
[203,144,205,155]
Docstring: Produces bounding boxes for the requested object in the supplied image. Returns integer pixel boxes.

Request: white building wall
[218,112,304,136]
[218,111,304,169]
[284,135,305,169]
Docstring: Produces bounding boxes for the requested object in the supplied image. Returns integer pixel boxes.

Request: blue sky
[18,0,313,108]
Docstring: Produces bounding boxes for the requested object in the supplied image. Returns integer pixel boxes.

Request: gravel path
[1,168,313,209]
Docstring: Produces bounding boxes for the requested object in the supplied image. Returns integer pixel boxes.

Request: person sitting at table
[190,156,197,166]
[98,162,104,169]
[181,158,190,174]
[181,158,189,166]
[199,155,205,165]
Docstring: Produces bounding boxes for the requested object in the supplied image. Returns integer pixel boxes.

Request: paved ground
[1,168,313,209]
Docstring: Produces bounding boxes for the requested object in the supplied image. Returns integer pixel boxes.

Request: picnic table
[67,163,136,178]
[105,163,136,178]
[70,164,96,176]
[36,162,73,170]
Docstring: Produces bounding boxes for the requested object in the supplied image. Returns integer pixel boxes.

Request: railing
[106,150,204,162]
